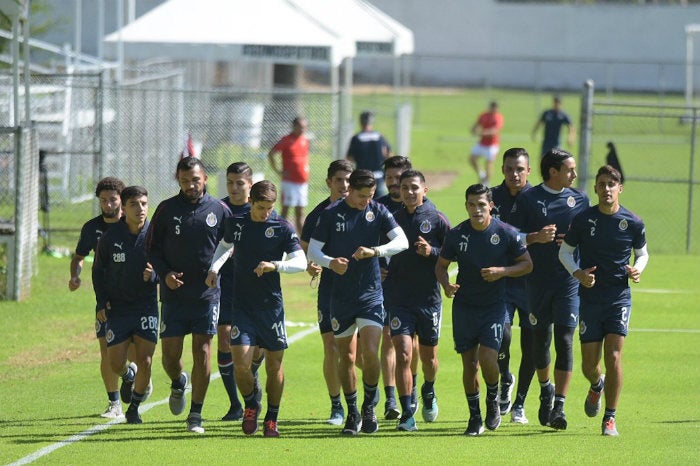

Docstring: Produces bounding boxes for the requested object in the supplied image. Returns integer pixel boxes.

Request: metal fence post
[578,79,594,193]
[687,107,697,253]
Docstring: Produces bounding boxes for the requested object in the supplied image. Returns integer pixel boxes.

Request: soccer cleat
[602,417,619,436]
[499,373,515,415]
[327,405,345,426]
[125,404,142,424]
[143,377,153,401]
[396,415,418,432]
[120,362,137,404]
[186,412,205,434]
[341,410,362,436]
[585,375,606,418]
[510,405,529,424]
[421,391,439,423]
[221,406,243,421]
[169,371,190,416]
[384,398,400,420]
[360,404,379,434]
[485,398,501,431]
[538,384,555,427]
[101,400,124,419]
[549,405,567,430]
[264,420,280,437]
[464,416,484,436]
[242,405,260,435]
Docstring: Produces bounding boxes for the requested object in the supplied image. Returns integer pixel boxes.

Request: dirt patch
[423,170,459,191]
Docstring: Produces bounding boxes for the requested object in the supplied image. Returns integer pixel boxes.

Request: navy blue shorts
[317,280,333,334]
[160,300,219,337]
[219,287,233,326]
[504,288,531,328]
[231,307,287,352]
[95,318,106,338]
[388,303,441,347]
[330,301,384,337]
[452,302,506,353]
[528,281,579,329]
[106,303,159,346]
[579,290,632,343]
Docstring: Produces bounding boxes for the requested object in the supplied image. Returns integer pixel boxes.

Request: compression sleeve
[632,244,649,274]
[308,238,333,269]
[273,249,307,273]
[558,241,580,276]
[375,227,409,258]
[209,240,234,274]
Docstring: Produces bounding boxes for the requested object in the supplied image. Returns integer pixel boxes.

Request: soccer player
[217,162,252,421]
[267,116,310,234]
[558,165,648,436]
[532,95,575,157]
[509,148,590,430]
[436,184,532,436]
[300,159,354,426]
[490,148,536,423]
[307,169,408,435]
[346,111,392,198]
[206,180,306,437]
[68,176,138,419]
[386,170,451,431]
[375,155,413,419]
[469,101,504,186]
[145,156,232,434]
[92,186,158,424]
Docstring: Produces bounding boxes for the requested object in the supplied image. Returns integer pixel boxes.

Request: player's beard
[101,207,120,219]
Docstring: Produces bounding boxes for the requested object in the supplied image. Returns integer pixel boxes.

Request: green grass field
[2,86,700,465]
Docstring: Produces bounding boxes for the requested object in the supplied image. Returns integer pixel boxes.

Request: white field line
[8,325,319,466]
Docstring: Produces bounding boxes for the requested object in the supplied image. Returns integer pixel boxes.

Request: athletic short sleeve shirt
[273,133,310,183]
[347,131,391,173]
[541,109,572,149]
[477,112,504,146]
[75,215,118,257]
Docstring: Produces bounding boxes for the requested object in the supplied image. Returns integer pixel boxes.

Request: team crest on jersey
[231,325,240,340]
[106,329,114,343]
[579,320,587,335]
[529,313,538,326]
[95,320,102,333]
[265,227,275,238]
[206,212,218,227]
[420,220,432,234]
[331,318,339,332]
[159,321,166,334]
[567,196,576,208]
[390,316,401,330]
[618,219,628,231]
[317,310,323,324]
[490,233,500,245]
[365,211,375,222]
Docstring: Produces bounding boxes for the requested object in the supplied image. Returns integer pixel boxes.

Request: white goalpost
[685,24,700,107]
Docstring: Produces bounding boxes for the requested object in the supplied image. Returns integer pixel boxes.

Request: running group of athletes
[69,135,647,438]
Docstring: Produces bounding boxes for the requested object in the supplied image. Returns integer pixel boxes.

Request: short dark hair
[541,148,574,181]
[349,169,377,190]
[226,161,253,180]
[176,156,205,174]
[250,180,277,203]
[383,155,412,173]
[95,177,125,197]
[399,169,425,184]
[502,147,529,164]
[120,185,148,203]
[595,164,622,184]
[465,183,492,202]
[360,111,375,127]
[327,159,354,179]
[292,116,307,127]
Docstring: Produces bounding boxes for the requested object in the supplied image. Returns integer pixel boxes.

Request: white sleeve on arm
[632,244,649,274]
[558,241,580,276]
[273,249,307,273]
[209,241,234,274]
[375,226,409,258]
[308,238,333,268]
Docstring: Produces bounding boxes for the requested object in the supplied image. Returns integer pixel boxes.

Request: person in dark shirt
[346,111,392,198]
[436,183,532,436]
[92,186,158,424]
[386,170,450,432]
[145,156,232,434]
[532,95,575,157]
[559,165,648,436]
[300,159,353,426]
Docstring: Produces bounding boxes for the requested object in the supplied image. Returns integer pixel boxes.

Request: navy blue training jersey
[347,131,391,172]
[509,184,589,285]
[220,199,251,280]
[441,218,527,306]
[385,201,450,307]
[224,211,302,312]
[75,215,122,257]
[146,191,232,303]
[92,219,158,312]
[564,205,646,300]
[311,199,400,309]
[301,197,333,298]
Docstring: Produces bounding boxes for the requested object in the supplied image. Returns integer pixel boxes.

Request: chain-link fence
[581,86,699,254]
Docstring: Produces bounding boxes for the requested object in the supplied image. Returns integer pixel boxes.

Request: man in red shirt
[268,116,310,233]
[469,101,504,187]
